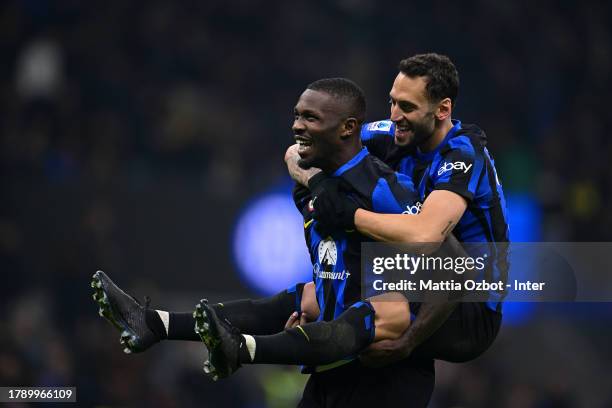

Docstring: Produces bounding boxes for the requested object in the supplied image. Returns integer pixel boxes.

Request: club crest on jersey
[367,120,393,132]
[437,161,473,176]
[402,202,423,215]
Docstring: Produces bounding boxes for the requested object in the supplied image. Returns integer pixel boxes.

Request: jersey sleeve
[340,153,420,215]
[431,138,484,202]
[370,172,420,214]
[361,120,395,161]
[292,183,312,215]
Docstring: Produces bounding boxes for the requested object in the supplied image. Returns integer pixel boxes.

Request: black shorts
[411,302,502,362]
[297,356,434,408]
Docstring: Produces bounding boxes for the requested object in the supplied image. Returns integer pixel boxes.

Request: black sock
[238,337,253,363]
[167,312,199,341]
[247,301,375,366]
[152,283,306,342]
[145,310,168,340]
[144,311,200,341]
[214,283,305,335]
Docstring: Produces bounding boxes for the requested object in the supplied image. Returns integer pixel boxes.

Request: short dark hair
[398,53,459,106]
[306,77,366,123]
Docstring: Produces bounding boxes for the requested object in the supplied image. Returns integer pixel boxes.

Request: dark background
[1,1,611,406]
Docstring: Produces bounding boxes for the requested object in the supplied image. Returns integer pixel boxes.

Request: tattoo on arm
[441,221,455,237]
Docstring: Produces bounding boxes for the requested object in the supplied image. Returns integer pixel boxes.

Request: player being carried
[91,78,463,406]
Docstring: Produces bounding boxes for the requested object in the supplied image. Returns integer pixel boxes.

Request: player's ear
[341,117,359,139]
[435,98,452,121]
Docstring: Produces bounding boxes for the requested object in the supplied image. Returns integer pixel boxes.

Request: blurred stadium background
[1,1,611,406]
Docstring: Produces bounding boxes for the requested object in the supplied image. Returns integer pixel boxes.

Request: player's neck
[419,118,453,153]
[324,142,362,175]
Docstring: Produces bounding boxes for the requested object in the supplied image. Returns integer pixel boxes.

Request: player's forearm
[285,144,321,186]
[358,300,458,367]
[396,235,463,354]
[354,209,434,244]
[401,301,458,353]
[355,190,466,245]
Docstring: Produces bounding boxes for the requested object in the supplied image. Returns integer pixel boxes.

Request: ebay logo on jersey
[402,202,423,215]
[437,161,472,176]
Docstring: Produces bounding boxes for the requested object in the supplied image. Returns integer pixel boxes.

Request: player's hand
[285,311,309,329]
[307,172,334,198]
[285,144,322,186]
[309,176,359,231]
[359,337,413,368]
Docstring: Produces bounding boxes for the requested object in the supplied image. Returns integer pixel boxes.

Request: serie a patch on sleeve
[367,120,393,132]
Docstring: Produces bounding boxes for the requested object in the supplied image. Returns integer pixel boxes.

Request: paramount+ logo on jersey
[437,161,473,176]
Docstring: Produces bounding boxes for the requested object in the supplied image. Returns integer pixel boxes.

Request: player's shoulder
[347,149,397,178]
[345,153,415,194]
[338,150,395,198]
[361,120,395,141]
[441,122,488,157]
[340,150,389,185]
[449,122,487,149]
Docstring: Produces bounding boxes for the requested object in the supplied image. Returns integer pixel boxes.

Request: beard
[410,113,436,147]
[395,111,437,147]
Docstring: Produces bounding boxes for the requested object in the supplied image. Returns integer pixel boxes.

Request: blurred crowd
[1,0,611,406]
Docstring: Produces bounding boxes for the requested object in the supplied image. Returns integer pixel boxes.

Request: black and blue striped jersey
[293,148,421,322]
[362,119,510,309]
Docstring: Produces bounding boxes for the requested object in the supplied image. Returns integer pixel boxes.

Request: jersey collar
[415,119,462,161]
[332,147,369,177]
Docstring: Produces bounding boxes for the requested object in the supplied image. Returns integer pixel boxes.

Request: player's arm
[360,233,467,366]
[355,145,483,364]
[360,301,457,367]
[311,184,467,251]
[285,144,321,187]
[354,141,480,245]
[319,142,481,247]
[355,189,467,245]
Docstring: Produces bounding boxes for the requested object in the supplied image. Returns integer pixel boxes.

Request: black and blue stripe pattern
[362,119,510,309]
[293,148,421,322]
